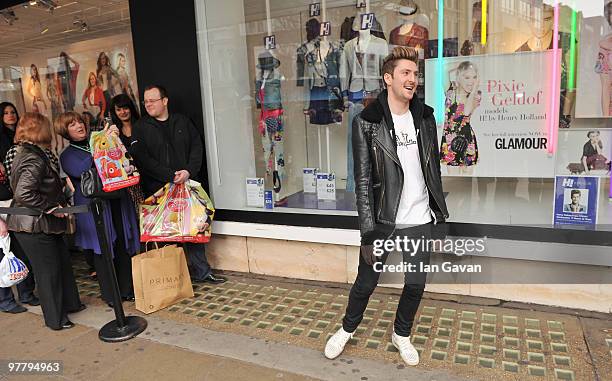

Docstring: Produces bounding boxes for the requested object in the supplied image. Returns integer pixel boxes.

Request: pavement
[0,255,611,381]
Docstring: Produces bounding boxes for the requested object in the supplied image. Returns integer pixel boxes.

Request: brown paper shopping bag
[132,245,194,314]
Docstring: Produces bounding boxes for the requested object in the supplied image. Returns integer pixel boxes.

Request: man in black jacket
[324,47,449,366]
[132,85,226,284]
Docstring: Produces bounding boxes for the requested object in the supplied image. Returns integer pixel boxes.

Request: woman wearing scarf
[7,113,82,330]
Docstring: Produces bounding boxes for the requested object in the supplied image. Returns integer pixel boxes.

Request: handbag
[586,154,610,171]
[451,123,473,158]
[450,135,468,157]
[81,167,122,199]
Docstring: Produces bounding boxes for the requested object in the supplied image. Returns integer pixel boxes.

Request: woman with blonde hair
[440,61,481,175]
[7,113,82,330]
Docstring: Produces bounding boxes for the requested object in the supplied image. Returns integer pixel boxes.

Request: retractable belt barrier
[0,205,90,216]
[0,198,147,342]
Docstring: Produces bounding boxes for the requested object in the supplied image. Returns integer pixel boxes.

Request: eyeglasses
[142,98,163,105]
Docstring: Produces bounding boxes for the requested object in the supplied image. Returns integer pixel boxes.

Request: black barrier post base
[91,198,147,342]
[99,316,148,343]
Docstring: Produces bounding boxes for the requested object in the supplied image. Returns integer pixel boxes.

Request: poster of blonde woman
[576,1,612,118]
[425,50,560,177]
[24,63,48,116]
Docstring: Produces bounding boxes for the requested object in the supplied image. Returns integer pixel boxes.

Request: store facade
[1,0,610,312]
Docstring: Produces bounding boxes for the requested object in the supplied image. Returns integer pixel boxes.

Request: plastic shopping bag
[89,130,140,192]
[0,235,29,288]
[140,180,215,243]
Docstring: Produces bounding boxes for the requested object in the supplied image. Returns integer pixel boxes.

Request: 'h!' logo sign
[309,3,321,17]
[360,13,374,30]
[320,21,331,36]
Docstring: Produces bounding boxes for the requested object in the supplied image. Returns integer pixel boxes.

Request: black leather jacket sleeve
[428,118,447,222]
[352,116,378,246]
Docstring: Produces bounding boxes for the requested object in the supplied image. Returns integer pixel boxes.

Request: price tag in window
[320,21,331,36]
[309,3,321,17]
[316,172,336,201]
[246,178,265,207]
[303,168,318,193]
[264,35,276,50]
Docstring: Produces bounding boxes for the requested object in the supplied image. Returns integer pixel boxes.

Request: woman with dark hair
[0,103,39,314]
[110,94,144,214]
[57,52,79,111]
[56,112,139,307]
[0,102,19,188]
[581,130,611,174]
[45,65,64,117]
[7,113,82,330]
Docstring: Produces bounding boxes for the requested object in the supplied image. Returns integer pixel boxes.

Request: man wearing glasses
[132,85,227,285]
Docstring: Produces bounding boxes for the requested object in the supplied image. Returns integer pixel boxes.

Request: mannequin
[389,0,428,100]
[297,18,321,87]
[340,15,386,42]
[340,15,389,192]
[255,51,285,193]
[302,38,344,125]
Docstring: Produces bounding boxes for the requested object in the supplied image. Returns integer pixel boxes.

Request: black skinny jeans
[342,225,431,337]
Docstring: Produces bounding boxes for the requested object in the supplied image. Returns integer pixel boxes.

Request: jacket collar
[360,89,433,128]
[143,114,173,127]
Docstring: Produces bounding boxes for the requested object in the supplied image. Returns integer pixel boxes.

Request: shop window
[195,0,611,230]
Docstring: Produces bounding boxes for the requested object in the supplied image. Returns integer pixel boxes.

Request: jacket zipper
[372,144,385,219]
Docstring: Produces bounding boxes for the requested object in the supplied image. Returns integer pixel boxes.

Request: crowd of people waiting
[0,85,226,331]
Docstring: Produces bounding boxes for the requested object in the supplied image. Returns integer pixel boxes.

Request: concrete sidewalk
[0,311,318,381]
[1,256,611,381]
[1,305,468,381]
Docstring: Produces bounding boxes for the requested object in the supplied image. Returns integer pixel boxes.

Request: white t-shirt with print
[392,110,432,225]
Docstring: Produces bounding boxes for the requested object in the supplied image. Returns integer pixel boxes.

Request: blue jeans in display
[0,234,36,311]
[346,100,365,193]
[183,242,212,281]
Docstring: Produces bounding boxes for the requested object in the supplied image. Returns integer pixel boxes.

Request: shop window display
[196,0,610,230]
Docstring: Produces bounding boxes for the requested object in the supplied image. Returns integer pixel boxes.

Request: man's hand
[173,170,190,184]
[360,245,377,266]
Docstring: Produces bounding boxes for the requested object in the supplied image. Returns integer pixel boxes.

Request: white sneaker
[392,331,419,366]
[324,327,354,359]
